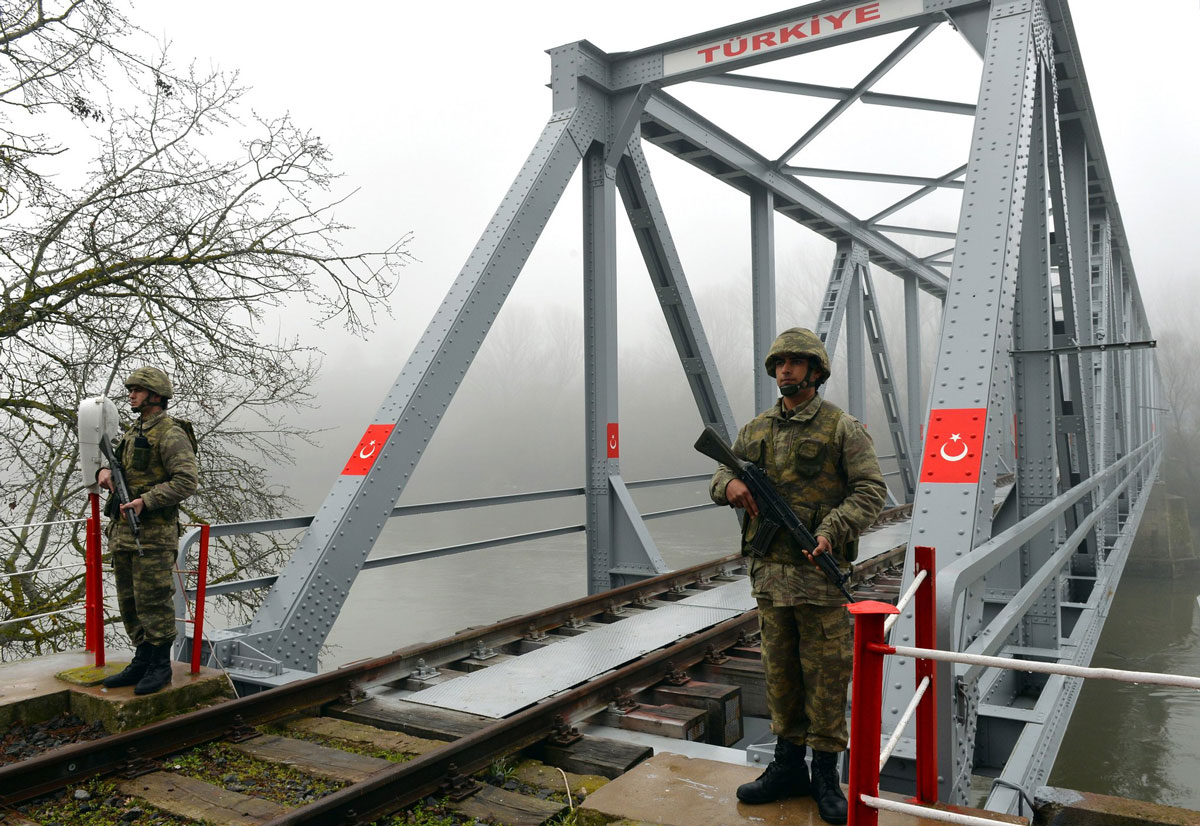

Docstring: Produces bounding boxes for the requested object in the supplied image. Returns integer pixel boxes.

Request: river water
[1049,573,1200,808]
[323,503,1200,810]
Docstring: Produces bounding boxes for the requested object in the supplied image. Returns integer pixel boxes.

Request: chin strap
[779,365,823,396]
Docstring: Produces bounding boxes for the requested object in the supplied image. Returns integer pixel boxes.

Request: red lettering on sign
[753,31,777,50]
[341,424,395,476]
[606,423,620,459]
[723,38,748,57]
[779,22,808,43]
[697,44,721,63]
[824,10,852,29]
[857,3,882,23]
[810,15,822,35]
[920,408,986,484]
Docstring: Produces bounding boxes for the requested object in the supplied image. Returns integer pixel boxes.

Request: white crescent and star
[939,433,970,462]
[608,435,618,450]
[358,440,378,460]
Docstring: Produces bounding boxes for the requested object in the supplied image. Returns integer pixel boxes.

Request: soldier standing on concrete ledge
[709,328,886,824]
[97,366,198,695]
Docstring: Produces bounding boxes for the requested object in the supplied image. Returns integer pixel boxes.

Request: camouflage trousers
[757,599,854,753]
[110,544,178,647]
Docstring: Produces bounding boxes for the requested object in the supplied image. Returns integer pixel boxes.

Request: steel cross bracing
[187,7,1162,815]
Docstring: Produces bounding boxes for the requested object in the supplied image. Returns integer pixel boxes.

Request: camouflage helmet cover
[125,366,173,400]
[764,327,831,379]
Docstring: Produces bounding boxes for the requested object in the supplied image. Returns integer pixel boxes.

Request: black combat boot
[810,750,848,824]
[102,642,153,688]
[133,643,174,695]
[736,739,810,804]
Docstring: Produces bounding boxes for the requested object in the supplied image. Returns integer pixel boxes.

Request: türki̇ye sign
[663,0,923,76]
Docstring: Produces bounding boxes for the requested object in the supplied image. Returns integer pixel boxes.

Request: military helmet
[764,327,831,380]
[124,366,173,400]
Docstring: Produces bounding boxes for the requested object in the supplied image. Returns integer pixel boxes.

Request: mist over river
[323,497,1200,810]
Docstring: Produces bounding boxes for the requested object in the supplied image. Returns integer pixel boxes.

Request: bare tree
[0,1,411,656]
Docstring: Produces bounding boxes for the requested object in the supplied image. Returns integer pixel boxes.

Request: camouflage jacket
[709,395,886,605]
[106,412,199,537]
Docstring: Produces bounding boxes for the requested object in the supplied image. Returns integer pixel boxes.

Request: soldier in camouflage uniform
[710,328,885,824]
[97,367,199,695]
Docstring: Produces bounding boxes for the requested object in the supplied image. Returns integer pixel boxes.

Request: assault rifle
[99,438,143,555]
[694,426,855,603]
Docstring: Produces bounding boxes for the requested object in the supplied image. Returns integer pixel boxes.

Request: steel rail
[263,612,760,826]
[0,543,907,808]
[0,551,744,803]
[0,607,758,814]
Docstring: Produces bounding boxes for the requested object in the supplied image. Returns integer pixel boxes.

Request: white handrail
[883,568,926,635]
[862,795,1027,826]
[888,644,1200,691]
[879,676,929,770]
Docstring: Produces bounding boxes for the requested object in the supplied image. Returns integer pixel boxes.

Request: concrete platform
[0,649,233,731]
[578,752,1025,826]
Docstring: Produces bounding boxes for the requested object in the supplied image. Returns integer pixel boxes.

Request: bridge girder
[187,6,1162,814]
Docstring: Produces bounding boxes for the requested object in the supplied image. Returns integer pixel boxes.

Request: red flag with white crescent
[606,423,619,458]
[920,408,986,484]
[342,424,395,475]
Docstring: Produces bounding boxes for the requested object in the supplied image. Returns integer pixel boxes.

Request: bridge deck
[402,513,916,718]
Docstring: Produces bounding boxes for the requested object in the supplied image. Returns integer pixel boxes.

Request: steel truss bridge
[176,0,1162,816]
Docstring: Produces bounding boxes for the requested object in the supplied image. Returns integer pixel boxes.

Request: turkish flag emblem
[921,408,986,484]
[341,424,395,475]
[606,423,619,459]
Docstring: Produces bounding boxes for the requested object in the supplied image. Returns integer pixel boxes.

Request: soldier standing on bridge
[97,367,199,695]
[710,328,886,824]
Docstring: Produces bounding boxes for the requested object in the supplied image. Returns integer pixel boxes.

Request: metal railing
[847,525,1197,826]
[0,515,91,632]
[175,472,717,600]
[935,438,1159,672]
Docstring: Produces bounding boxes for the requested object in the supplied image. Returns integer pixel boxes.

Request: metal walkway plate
[404,578,755,718]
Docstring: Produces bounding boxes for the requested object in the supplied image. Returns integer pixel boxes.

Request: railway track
[1,541,907,826]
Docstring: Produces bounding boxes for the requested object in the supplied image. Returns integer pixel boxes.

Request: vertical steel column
[1044,75,1097,567]
[584,145,623,595]
[904,273,923,482]
[751,187,778,415]
[1062,121,1094,449]
[584,140,672,592]
[886,0,1045,804]
[1091,214,1118,547]
[1011,77,1059,650]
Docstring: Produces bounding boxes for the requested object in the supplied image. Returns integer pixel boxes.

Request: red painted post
[846,599,900,826]
[913,546,939,804]
[190,524,210,674]
[86,493,105,666]
[85,493,98,655]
